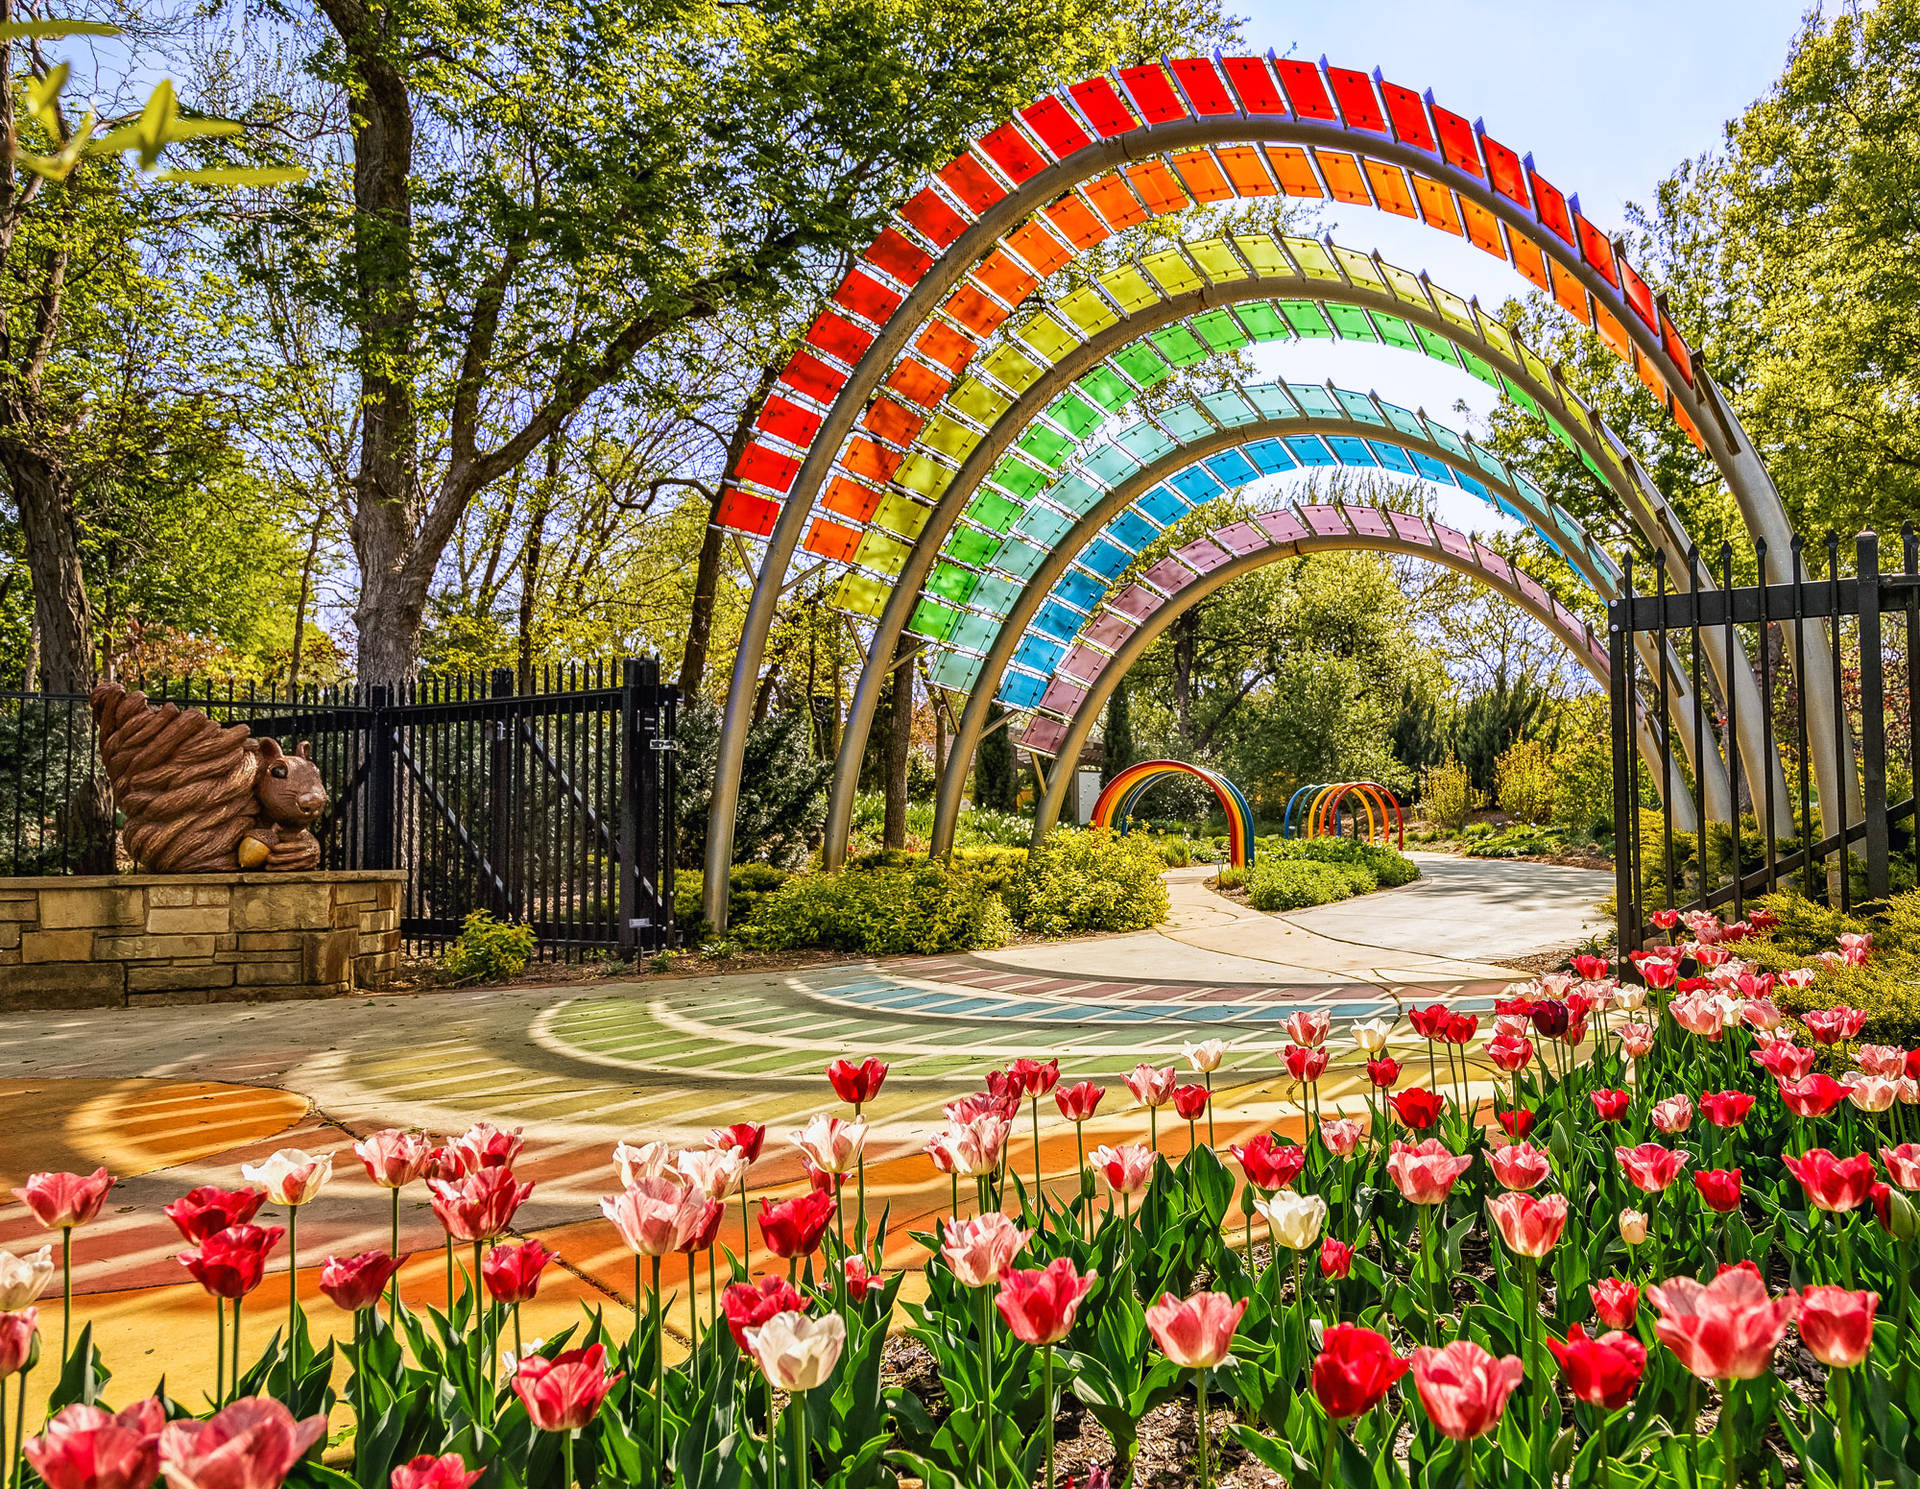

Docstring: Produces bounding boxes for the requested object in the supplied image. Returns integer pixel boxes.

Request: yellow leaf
[152,165,307,186]
[23,62,67,130]
[0,19,120,38]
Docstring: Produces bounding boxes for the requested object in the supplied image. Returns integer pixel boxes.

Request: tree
[975,700,1017,812]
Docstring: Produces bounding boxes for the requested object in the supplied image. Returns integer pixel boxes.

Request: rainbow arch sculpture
[1294,781,1407,850]
[699,53,1851,930]
[1091,760,1257,867]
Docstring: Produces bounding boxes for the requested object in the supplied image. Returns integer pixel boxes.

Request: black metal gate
[0,658,677,958]
[1608,527,1917,953]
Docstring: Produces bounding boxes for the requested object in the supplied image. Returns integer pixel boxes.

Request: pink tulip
[1618,1022,1656,1059]
[450,1122,525,1171]
[601,1178,707,1257]
[1848,1075,1901,1113]
[1615,1143,1690,1194]
[1486,1143,1551,1192]
[12,1169,112,1230]
[1753,1038,1817,1082]
[1385,1140,1473,1205]
[939,1213,1029,1289]
[388,1456,484,1489]
[1858,1045,1908,1079]
[1883,1144,1920,1191]
[1284,1009,1331,1049]
[1649,1262,1800,1381]
[1091,1144,1155,1197]
[1486,1193,1567,1257]
[1144,1290,1246,1369]
[1651,1096,1693,1134]
[512,1344,623,1432]
[317,1253,405,1313]
[1319,1119,1365,1158]
[789,1115,867,1175]
[994,1258,1096,1346]
[1409,1340,1523,1440]
[1123,1063,1178,1109]
[24,1399,165,1489]
[428,1168,532,1242]
[1798,1286,1878,1369]
[157,1398,327,1489]
[1282,1044,1330,1083]
[354,1130,434,1189]
[0,1309,35,1377]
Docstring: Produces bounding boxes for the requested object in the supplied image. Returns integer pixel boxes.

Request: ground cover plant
[3,900,1916,1488]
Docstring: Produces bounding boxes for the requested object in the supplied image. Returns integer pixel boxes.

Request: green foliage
[673,863,791,941]
[1450,669,1554,795]
[1465,824,1592,860]
[676,702,828,869]
[1550,700,1616,835]
[1267,834,1421,888]
[739,860,1011,955]
[1159,837,1191,867]
[1423,755,1478,833]
[950,844,1028,896]
[974,701,1019,813]
[1762,887,1920,1046]
[439,911,536,982]
[1494,737,1557,825]
[1008,826,1169,936]
[1244,859,1363,912]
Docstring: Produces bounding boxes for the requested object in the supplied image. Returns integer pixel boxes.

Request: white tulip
[1183,1038,1227,1074]
[240,1148,333,1206]
[1350,1018,1393,1055]
[1253,1191,1328,1252]
[747,1310,847,1391]
[614,1140,678,1189]
[0,1246,54,1310]
[674,1147,747,1200]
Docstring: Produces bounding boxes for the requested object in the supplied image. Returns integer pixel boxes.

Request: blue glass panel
[1325,435,1379,465]
[1244,439,1300,474]
[1334,388,1385,424]
[995,537,1047,579]
[1033,600,1081,641]
[1001,668,1047,709]
[1053,568,1103,611]
[1016,505,1073,546]
[1369,441,1417,475]
[1286,383,1340,417]
[1081,539,1132,578]
[1205,449,1259,485]
[1109,510,1159,548]
[1493,493,1528,525]
[1283,435,1337,467]
[1456,474,1491,501]
[1083,444,1141,484]
[1200,389,1258,427]
[1170,466,1224,503]
[1408,450,1455,484]
[1116,423,1177,462]
[1137,485,1187,526]
[1159,405,1212,442]
[1012,634,1066,673]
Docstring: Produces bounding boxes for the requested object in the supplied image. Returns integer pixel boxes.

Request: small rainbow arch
[1090,760,1256,867]
[1287,780,1405,849]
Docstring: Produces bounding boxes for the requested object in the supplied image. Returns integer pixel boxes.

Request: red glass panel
[806,311,874,364]
[803,518,861,563]
[885,358,949,409]
[1526,165,1574,243]
[1364,160,1417,218]
[757,394,821,447]
[1325,65,1386,132]
[977,122,1047,184]
[1661,313,1695,387]
[842,436,903,484]
[943,280,1010,337]
[1507,228,1551,293]
[1428,99,1482,178]
[1274,59,1336,120]
[974,249,1037,307]
[863,397,924,446]
[824,476,883,523]
[1411,175,1463,235]
[1119,63,1187,123]
[1619,255,1658,329]
[900,188,967,248]
[1315,150,1371,206]
[1378,78,1435,151]
[735,441,799,494]
[864,227,932,285]
[1265,145,1324,197]
[1169,57,1235,115]
[1082,172,1148,228]
[1021,96,1091,159]
[780,349,847,403]
[1460,197,1505,259]
[1217,145,1277,195]
[1068,76,1138,137]
[1170,149,1233,203]
[916,320,978,373]
[1005,219,1073,277]
[1478,130,1528,204]
[1124,158,1188,215]
[715,486,779,537]
[1220,55,1286,114]
[834,268,903,324]
[1045,192,1112,247]
[1573,215,1619,287]
[938,154,1004,214]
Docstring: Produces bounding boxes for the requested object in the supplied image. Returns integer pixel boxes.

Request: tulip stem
[651,1255,665,1473]
[1895,1232,1913,1399]
[231,1300,242,1399]
[1719,1377,1738,1489]
[563,1426,576,1489]
[8,1365,22,1489]
[788,1388,808,1489]
[1042,1344,1057,1489]
[764,1375,777,1489]
[1196,1367,1209,1489]
[1149,1106,1158,1154]
[390,1189,402,1321]
[59,1227,70,1364]
[1834,1366,1860,1489]
[687,1252,699,1390]
[215,1297,225,1405]
[1204,1071,1215,1147]
[977,1287,995,1489]
[445,1235,455,1317]
[288,1205,299,1380]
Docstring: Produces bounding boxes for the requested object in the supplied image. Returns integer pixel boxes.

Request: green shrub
[1743,888,1920,1047]
[1550,729,1614,835]
[1245,859,1359,911]
[1215,865,1248,891]
[951,844,1028,896]
[954,807,1030,848]
[1495,737,1556,825]
[440,911,537,982]
[1010,827,1169,936]
[1270,835,1420,888]
[740,860,1012,956]
[1160,837,1193,867]
[1424,754,1477,833]
[674,864,792,940]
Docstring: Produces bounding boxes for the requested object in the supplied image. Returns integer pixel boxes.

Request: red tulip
[178,1225,283,1300]
[722,1276,805,1351]
[1054,1082,1104,1121]
[1122,1063,1178,1109]
[825,1057,888,1106]
[1589,1089,1630,1123]
[1699,1091,1756,1128]
[1486,1193,1567,1257]
[756,1190,836,1258]
[1282,1045,1330,1083]
[1230,1135,1306,1192]
[678,1198,726,1254]
[0,1310,36,1378]
[157,1397,327,1489]
[1319,1237,1354,1278]
[1092,1145,1155,1197]
[12,1169,112,1231]
[1285,1009,1332,1048]
[1487,1034,1533,1073]
[1366,1055,1402,1089]
[1485,1143,1551,1192]
[482,1239,554,1304]
[1410,1340,1522,1440]
[1884,1143,1920,1190]
[1649,1262,1800,1381]
[1007,1057,1060,1098]
[163,1187,266,1245]
[429,1167,532,1242]
[1144,1290,1245,1369]
[318,1252,405,1312]
[354,1130,434,1189]
[1906,1050,1920,1082]
[1614,1143,1690,1194]
[995,1258,1096,1346]
[1754,1040,1817,1083]
[843,1255,877,1304]
[512,1344,622,1432]
[1572,954,1610,980]
[1497,1109,1536,1141]
[23,1398,164,1489]
[389,1455,484,1489]
[1386,1140,1473,1206]
[1798,1286,1878,1369]
[1649,909,1680,931]
[708,1122,767,1163]
[1529,1000,1571,1039]
[1590,1278,1640,1330]
[1547,1326,1646,1410]
[1778,1074,1848,1118]
[1782,1150,1877,1213]
[1408,1004,1451,1040]
[1312,1324,1410,1419]
[1171,1085,1208,1121]
[1640,958,1679,990]
[1693,1168,1744,1214]
[1443,1013,1479,1046]
[1390,1088,1447,1130]
[450,1122,524,1172]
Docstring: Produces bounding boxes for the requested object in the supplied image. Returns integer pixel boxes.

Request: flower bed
[0,905,1908,1489]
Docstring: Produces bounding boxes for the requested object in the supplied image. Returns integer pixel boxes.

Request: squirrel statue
[89,682,328,873]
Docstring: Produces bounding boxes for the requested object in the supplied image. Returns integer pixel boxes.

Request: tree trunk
[681,365,778,698]
[2,435,93,694]
[1171,609,1198,748]
[1103,677,1133,785]
[883,645,918,849]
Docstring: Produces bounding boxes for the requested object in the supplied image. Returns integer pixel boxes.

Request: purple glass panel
[1063,642,1110,681]
[1082,610,1133,648]
[1346,505,1391,539]
[1473,541,1513,584]
[1039,675,1089,714]
[1255,508,1310,544]
[1143,556,1199,594]
[1389,510,1432,547]
[1174,537,1232,573]
[1106,585,1163,622]
[1433,521,1475,562]
[1020,715,1069,755]
[1301,504,1349,538]
[1514,570,1552,612]
[1214,520,1269,556]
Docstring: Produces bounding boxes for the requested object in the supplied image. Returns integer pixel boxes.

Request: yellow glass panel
[948,378,1010,423]
[1476,313,1518,364]
[1427,281,1476,331]
[1282,236,1340,281]
[1016,312,1078,364]
[1099,263,1158,312]
[1378,259,1428,306]
[1186,238,1247,283]
[920,414,983,460]
[1059,286,1118,334]
[1519,343,1556,392]
[891,461,949,506]
[833,572,889,618]
[1330,245,1387,293]
[980,343,1044,393]
[1139,248,1203,296]
[853,529,912,579]
[1233,233,1292,277]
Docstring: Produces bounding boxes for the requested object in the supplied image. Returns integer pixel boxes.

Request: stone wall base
[0,872,406,1010]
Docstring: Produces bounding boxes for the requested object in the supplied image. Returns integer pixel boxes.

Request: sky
[1228,0,1821,531]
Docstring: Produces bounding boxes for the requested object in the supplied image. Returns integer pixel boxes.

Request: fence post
[618,657,646,956]
[488,668,515,920]
[368,685,395,871]
[1608,582,1639,960]
[1859,532,1889,901]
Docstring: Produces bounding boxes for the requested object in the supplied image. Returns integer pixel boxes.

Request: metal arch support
[705,110,1838,928]
[926,415,1718,858]
[1025,510,1676,846]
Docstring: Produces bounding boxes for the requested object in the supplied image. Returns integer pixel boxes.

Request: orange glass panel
[973,250,1037,307]
[1634,346,1667,404]
[1363,160,1417,218]
[1315,150,1371,206]
[1217,145,1276,196]
[1045,192,1111,249]
[1460,198,1505,259]
[803,518,862,563]
[1124,158,1190,215]
[943,281,1009,337]
[1082,173,1148,229]
[1265,146,1324,198]
[885,358,949,409]
[824,475,884,523]
[915,320,978,374]
[1661,314,1695,387]
[864,227,932,286]
[842,437,903,485]
[1507,228,1551,293]
[1673,401,1706,452]
[1411,176,1464,236]
[1549,259,1592,325]
[1170,149,1233,203]
[1594,305,1631,362]
[863,397,924,446]
[1005,219,1073,277]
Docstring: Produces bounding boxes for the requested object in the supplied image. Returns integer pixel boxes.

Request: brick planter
[0,872,406,1009]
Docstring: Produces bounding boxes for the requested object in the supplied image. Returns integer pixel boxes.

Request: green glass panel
[973,573,1020,613]
[1327,304,1380,342]
[1237,303,1290,342]
[1112,343,1171,387]
[1428,424,1469,459]
[946,524,1000,566]
[995,537,1047,579]
[1500,375,1540,416]
[1018,424,1074,468]
[1333,388,1384,424]
[1280,301,1335,338]
[1149,325,1208,368]
[988,455,1049,500]
[1047,392,1102,438]
[965,491,1021,533]
[1078,366,1135,413]
[950,612,1001,650]
[1413,324,1462,364]
[927,563,979,605]
[928,649,980,691]
[908,599,958,641]
[1372,312,1420,351]
[1544,415,1576,453]
[1193,309,1250,353]
[1460,350,1500,387]
[1581,450,1610,484]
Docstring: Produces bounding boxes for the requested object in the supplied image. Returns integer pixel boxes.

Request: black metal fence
[0,659,678,958]
[1608,527,1917,952]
